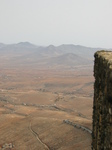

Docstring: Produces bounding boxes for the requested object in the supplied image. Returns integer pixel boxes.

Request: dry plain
[0,65,93,150]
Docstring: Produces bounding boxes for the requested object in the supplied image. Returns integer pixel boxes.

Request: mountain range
[0,42,108,69]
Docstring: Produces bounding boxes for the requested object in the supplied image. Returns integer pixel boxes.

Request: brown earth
[0,65,93,150]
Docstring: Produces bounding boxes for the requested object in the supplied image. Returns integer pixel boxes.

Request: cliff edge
[92,51,112,149]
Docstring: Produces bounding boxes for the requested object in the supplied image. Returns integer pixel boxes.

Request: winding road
[29,121,50,150]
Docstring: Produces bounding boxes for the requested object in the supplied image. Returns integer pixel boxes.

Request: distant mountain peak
[16,42,37,48]
[47,45,56,48]
[48,44,55,47]
[17,41,34,45]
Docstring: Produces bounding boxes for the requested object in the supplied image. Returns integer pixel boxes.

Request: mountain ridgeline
[0,42,104,69]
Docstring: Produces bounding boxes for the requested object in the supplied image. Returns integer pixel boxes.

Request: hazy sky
[0,0,112,48]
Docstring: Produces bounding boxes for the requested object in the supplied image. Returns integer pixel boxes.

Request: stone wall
[92,51,112,150]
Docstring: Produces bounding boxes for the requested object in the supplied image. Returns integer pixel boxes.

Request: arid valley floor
[0,67,94,150]
[0,43,95,150]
